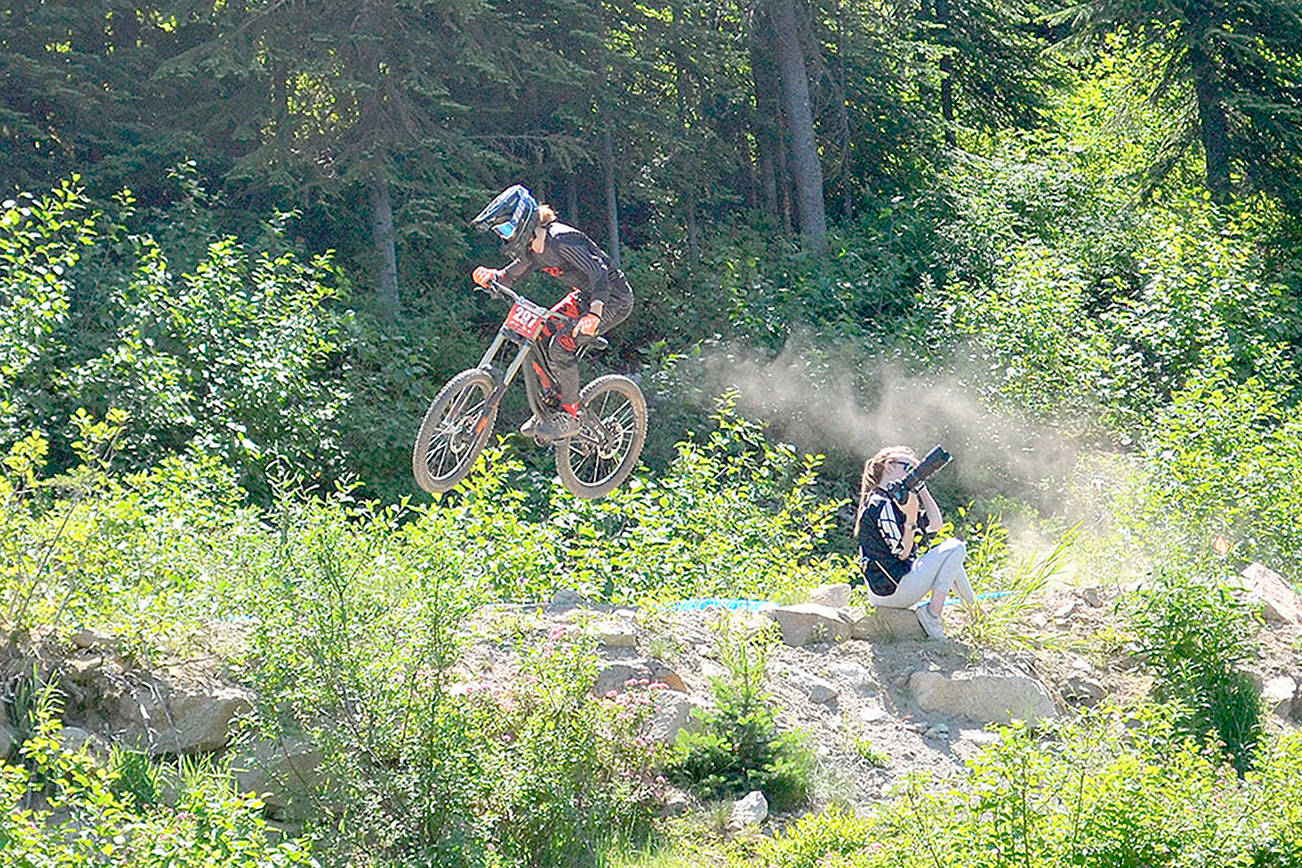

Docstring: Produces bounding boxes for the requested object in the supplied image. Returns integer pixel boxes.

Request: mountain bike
[412,280,647,498]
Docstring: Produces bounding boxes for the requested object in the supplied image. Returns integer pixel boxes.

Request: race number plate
[504,300,546,339]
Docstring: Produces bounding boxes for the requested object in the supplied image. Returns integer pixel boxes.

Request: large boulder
[232,736,324,821]
[849,607,925,641]
[767,604,855,647]
[1239,563,1302,625]
[909,670,1059,725]
[120,682,253,755]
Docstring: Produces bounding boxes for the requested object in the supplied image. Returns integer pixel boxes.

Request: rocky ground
[4,563,1301,826]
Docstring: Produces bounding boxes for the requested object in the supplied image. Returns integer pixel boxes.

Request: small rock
[1263,676,1296,719]
[59,726,99,754]
[1238,563,1302,625]
[788,669,839,705]
[646,690,696,745]
[829,662,877,693]
[232,736,324,821]
[923,723,949,739]
[958,728,1000,745]
[71,629,114,650]
[1079,586,1103,607]
[1052,600,1079,622]
[657,789,691,817]
[550,589,583,609]
[594,659,687,696]
[729,790,768,828]
[593,622,637,648]
[64,655,104,684]
[859,706,889,723]
[807,583,851,608]
[1061,676,1107,706]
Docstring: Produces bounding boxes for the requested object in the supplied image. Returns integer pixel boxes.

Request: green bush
[668,617,814,811]
[2,696,315,867]
[753,706,1302,868]
[1129,567,1264,773]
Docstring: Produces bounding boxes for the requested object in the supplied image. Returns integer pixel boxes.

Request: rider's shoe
[534,411,581,439]
[520,415,540,437]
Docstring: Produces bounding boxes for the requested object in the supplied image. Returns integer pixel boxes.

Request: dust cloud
[699,335,1087,509]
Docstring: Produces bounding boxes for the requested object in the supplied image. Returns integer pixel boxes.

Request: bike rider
[470,184,634,439]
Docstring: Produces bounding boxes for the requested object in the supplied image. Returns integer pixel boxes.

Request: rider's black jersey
[499,222,632,309]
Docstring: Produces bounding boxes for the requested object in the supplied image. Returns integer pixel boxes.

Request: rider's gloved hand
[472,266,502,288]
[575,313,601,336]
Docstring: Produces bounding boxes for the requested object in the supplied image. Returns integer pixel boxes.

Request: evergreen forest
[4,0,1302,865]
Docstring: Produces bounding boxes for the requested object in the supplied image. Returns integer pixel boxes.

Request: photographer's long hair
[853,445,919,538]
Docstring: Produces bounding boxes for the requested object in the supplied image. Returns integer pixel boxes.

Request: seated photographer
[853,446,974,639]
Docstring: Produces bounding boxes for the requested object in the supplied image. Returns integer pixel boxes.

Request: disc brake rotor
[595,418,625,460]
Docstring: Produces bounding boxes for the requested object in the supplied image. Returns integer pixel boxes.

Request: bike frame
[475,281,594,426]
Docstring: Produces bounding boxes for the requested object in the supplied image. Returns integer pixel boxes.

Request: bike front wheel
[555,374,647,499]
[412,368,499,494]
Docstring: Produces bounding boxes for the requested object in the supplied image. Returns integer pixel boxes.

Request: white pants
[866,538,974,609]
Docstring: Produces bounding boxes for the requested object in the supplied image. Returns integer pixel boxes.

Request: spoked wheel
[412,368,499,493]
[555,374,647,498]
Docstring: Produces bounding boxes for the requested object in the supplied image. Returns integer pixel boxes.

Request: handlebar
[478,279,575,324]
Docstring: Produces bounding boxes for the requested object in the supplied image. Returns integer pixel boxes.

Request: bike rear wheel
[412,368,499,493]
[555,374,647,499]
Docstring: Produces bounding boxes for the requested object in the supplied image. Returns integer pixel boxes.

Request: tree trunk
[935,0,956,147]
[685,194,700,262]
[834,0,854,220]
[602,128,622,267]
[1190,45,1231,206]
[749,14,782,226]
[369,173,400,315]
[768,0,827,253]
[674,1,701,263]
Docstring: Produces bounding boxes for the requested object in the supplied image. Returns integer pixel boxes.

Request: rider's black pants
[545,277,634,404]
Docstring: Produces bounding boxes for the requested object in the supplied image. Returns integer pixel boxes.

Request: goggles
[493,220,517,241]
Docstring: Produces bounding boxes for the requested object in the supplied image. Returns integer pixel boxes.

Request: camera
[885,445,953,504]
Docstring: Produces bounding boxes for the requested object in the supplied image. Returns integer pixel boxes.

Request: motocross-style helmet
[471,184,539,259]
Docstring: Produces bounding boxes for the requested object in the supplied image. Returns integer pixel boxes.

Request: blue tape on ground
[668,598,773,612]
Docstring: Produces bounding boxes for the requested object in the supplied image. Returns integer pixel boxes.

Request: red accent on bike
[531,361,552,390]
[504,301,546,339]
[551,289,582,318]
[543,266,564,277]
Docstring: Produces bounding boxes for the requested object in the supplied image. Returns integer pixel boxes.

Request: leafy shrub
[1139,353,1302,577]
[551,394,852,606]
[2,695,315,866]
[1129,567,1263,772]
[757,706,1302,868]
[668,617,814,811]
[0,181,96,449]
